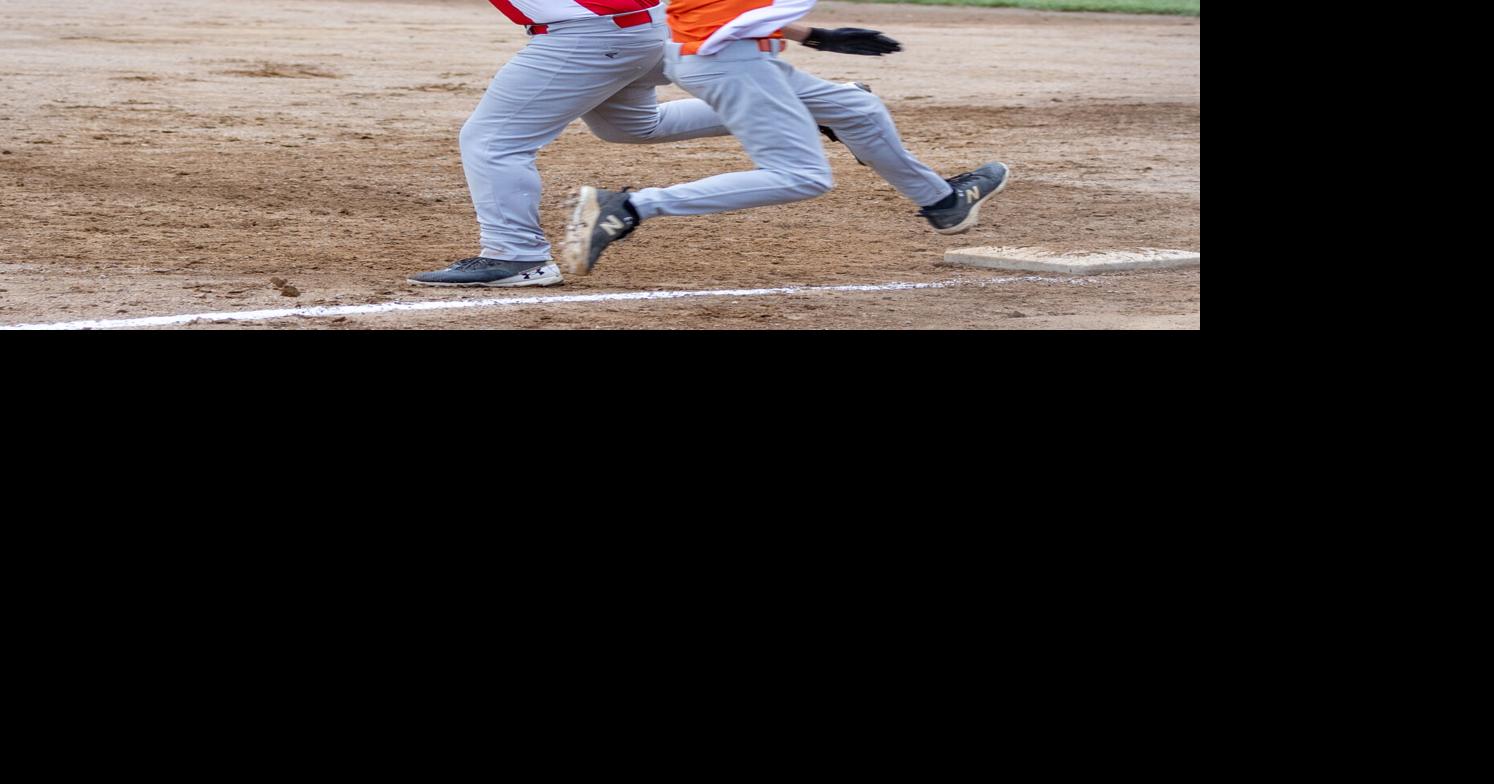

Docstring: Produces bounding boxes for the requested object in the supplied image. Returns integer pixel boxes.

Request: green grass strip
[839,0,1200,16]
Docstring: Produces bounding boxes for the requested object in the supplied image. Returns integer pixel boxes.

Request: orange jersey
[669,0,817,56]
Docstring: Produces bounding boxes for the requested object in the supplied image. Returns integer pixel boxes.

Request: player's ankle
[922,189,958,211]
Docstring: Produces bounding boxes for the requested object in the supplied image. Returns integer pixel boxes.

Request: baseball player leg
[582,58,729,144]
[458,32,675,263]
[789,73,951,208]
[565,43,833,274]
[626,47,832,218]
[460,40,599,265]
[790,71,1011,235]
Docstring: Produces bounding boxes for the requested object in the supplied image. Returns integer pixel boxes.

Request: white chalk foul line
[0,276,1090,331]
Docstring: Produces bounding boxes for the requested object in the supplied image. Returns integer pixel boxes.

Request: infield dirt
[0,0,1200,329]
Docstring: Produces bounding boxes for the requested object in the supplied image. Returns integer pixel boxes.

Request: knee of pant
[582,116,654,144]
[792,167,835,198]
[460,123,533,164]
[836,92,891,128]
[459,119,486,156]
[848,90,889,113]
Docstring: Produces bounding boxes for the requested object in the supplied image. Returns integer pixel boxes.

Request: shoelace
[948,172,982,189]
[448,257,492,271]
[917,175,977,218]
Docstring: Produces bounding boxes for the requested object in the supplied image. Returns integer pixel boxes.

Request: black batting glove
[802,28,903,57]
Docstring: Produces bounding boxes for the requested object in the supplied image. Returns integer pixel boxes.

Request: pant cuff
[482,249,552,263]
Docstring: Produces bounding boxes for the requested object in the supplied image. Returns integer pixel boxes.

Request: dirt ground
[0,0,1200,330]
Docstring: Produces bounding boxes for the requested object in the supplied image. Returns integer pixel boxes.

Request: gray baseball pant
[462,8,727,263]
[628,39,953,221]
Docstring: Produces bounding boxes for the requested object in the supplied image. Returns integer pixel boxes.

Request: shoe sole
[406,275,563,288]
[934,165,1012,236]
[562,186,601,276]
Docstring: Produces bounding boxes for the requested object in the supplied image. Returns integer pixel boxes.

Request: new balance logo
[965,187,981,205]
[601,216,629,237]
[605,52,620,59]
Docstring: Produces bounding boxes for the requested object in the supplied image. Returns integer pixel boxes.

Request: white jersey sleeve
[695,0,818,57]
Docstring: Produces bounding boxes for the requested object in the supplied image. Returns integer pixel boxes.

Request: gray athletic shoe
[563,186,638,276]
[408,258,563,288]
[920,162,1011,235]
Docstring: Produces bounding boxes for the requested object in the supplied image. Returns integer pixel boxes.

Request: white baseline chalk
[0,276,1091,331]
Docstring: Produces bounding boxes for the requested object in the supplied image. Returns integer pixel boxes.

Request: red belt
[528,7,655,36]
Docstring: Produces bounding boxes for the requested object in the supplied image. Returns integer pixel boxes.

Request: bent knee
[842,87,888,113]
[801,165,835,195]
[824,91,892,130]
[805,177,834,198]
[583,116,657,144]
[788,167,834,198]
[460,124,538,164]
[459,118,484,153]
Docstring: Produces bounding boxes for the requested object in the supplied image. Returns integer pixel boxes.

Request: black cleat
[408,258,562,288]
[919,162,1011,235]
[562,186,638,276]
[819,82,873,166]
